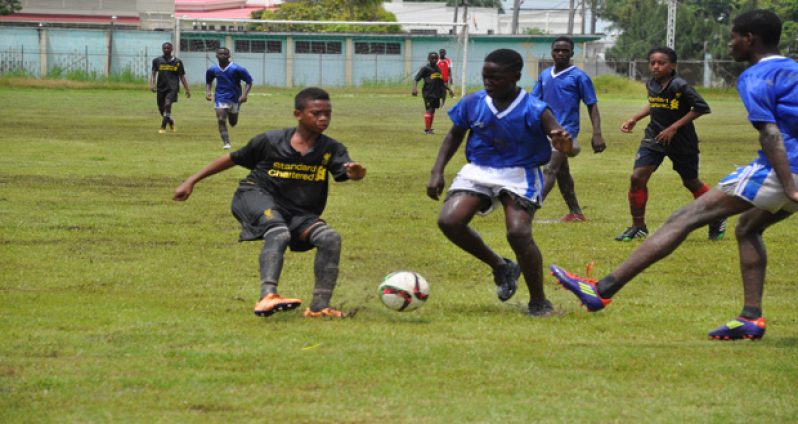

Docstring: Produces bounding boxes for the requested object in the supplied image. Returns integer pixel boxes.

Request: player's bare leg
[500,195,545,303]
[437,193,504,269]
[555,159,583,216]
[600,190,752,296]
[735,208,790,309]
[542,150,565,199]
[216,108,231,149]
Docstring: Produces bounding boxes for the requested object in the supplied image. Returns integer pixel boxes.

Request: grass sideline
[1,84,796,422]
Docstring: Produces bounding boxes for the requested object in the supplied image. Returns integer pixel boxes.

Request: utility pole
[666,0,676,49]
[453,0,459,35]
[511,0,521,34]
[567,0,576,34]
[590,0,596,34]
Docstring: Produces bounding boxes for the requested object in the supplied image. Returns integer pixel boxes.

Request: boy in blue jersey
[550,10,798,340]
[427,49,573,317]
[206,47,254,150]
[532,36,606,222]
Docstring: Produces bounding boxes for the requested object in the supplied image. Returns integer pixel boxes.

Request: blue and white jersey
[531,66,597,139]
[206,62,254,104]
[737,56,798,171]
[448,89,552,168]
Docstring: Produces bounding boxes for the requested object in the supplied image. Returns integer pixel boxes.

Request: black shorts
[230,185,322,251]
[633,144,699,181]
[424,97,441,110]
[157,89,179,109]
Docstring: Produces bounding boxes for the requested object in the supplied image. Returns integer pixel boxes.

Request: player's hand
[786,188,798,204]
[205,93,212,101]
[655,126,677,145]
[427,172,445,200]
[173,181,194,201]
[185,90,191,99]
[591,134,607,153]
[620,118,636,133]
[239,95,248,104]
[411,88,418,97]
[150,85,156,93]
[344,162,366,180]
[550,129,575,157]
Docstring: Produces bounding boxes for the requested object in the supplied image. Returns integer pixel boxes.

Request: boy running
[551,10,798,340]
[412,51,448,135]
[427,49,573,317]
[532,36,606,222]
[205,47,254,150]
[173,87,367,319]
[615,47,726,241]
[150,42,191,133]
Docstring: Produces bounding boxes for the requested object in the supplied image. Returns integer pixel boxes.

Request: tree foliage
[252,0,402,33]
[0,0,21,15]
[598,0,798,61]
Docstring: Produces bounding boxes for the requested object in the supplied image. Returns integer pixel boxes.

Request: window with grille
[295,41,342,55]
[180,39,221,52]
[354,42,401,55]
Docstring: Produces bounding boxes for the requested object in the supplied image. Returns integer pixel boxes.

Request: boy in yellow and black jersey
[150,42,191,133]
[412,51,449,135]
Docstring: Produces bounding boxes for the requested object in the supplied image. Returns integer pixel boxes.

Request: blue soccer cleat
[708,317,766,340]
[550,264,611,312]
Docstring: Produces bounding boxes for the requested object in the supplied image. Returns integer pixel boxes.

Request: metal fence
[0,44,760,88]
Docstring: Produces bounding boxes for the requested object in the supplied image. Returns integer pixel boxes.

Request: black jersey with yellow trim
[230,128,352,216]
[643,75,711,154]
[151,56,185,93]
[415,63,446,100]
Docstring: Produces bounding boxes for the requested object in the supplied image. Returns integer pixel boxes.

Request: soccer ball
[378,271,430,312]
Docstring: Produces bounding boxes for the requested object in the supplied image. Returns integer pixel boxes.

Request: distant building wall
[0,26,599,87]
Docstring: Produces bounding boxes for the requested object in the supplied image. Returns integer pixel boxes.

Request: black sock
[596,275,622,298]
[740,306,762,320]
[160,115,170,129]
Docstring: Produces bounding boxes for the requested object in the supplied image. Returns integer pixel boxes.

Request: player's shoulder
[669,75,692,90]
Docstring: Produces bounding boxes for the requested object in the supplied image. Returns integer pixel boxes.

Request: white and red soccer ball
[378,271,430,312]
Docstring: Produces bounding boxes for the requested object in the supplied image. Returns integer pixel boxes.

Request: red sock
[691,183,710,199]
[628,188,648,227]
[424,112,433,130]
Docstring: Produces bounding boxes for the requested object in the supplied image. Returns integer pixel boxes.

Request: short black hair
[295,87,330,110]
[217,47,230,54]
[484,49,523,73]
[552,36,574,50]
[162,42,173,48]
[732,9,782,47]
[647,46,677,63]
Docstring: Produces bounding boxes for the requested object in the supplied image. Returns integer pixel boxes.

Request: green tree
[0,0,21,15]
[253,0,401,33]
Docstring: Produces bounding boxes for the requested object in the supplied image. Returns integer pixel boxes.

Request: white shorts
[215,101,240,113]
[718,160,798,213]
[448,163,544,215]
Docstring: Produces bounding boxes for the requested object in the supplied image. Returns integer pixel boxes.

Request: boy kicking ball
[173,87,366,319]
[427,49,573,317]
[551,10,798,340]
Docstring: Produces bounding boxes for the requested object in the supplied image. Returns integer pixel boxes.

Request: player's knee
[629,174,648,188]
[505,225,532,248]
[264,226,291,248]
[735,215,765,239]
[437,215,464,235]
[309,225,341,251]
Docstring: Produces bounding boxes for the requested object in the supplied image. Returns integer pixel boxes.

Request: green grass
[1,82,797,423]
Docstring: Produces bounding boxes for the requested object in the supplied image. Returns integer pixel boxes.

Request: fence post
[628,60,635,80]
[38,25,47,78]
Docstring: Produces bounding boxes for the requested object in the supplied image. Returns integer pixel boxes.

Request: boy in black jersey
[173,87,366,318]
[412,51,448,135]
[150,42,191,133]
[616,47,726,241]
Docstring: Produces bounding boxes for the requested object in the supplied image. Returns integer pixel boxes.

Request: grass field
[1,79,797,423]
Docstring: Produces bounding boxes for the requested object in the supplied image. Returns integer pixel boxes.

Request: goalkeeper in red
[173,87,366,319]
[551,10,798,340]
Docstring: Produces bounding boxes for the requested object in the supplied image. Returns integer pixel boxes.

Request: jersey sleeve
[326,141,353,182]
[578,73,598,106]
[447,95,474,130]
[740,77,777,125]
[176,59,186,76]
[230,133,269,169]
[414,66,428,82]
[682,83,711,114]
[530,76,543,99]
[205,67,215,85]
[151,58,158,72]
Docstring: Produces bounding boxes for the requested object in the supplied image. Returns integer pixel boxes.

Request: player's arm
[173,154,236,201]
[180,74,191,98]
[412,78,420,96]
[240,80,253,104]
[412,67,424,96]
[150,68,157,92]
[654,109,705,144]
[427,126,468,200]
[344,162,366,181]
[756,122,798,202]
[587,103,606,153]
[621,104,650,133]
[205,82,213,101]
[541,108,575,157]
